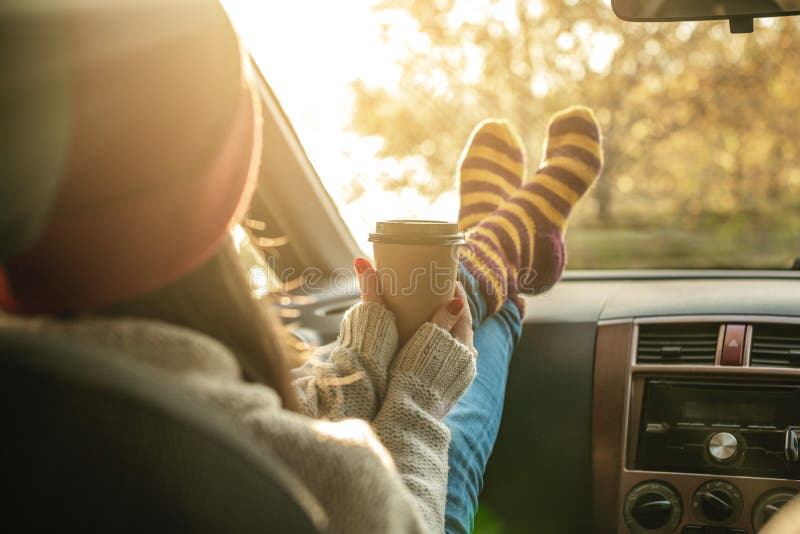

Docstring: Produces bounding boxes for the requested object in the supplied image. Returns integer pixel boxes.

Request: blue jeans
[444,266,522,533]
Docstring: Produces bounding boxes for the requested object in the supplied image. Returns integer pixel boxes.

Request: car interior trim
[248,60,361,272]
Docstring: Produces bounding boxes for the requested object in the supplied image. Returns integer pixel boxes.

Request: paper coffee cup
[369,220,466,342]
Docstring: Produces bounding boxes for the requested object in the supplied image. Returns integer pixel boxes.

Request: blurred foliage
[474,503,504,534]
[348,0,800,268]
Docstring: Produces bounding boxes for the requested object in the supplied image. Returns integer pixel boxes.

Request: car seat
[0,328,326,532]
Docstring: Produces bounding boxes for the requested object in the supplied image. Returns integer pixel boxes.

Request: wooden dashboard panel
[592,320,634,533]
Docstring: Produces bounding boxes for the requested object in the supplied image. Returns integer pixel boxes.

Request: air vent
[636,323,720,365]
[750,324,800,368]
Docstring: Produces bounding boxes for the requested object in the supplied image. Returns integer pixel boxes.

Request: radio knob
[692,480,743,525]
[623,481,682,533]
[708,431,738,462]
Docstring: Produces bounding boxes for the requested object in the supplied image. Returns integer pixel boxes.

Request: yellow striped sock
[457,119,526,232]
[461,106,604,315]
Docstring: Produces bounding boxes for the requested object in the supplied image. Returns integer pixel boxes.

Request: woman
[0,1,602,532]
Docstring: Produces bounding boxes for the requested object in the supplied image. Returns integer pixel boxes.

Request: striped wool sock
[457,119,526,232]
[460,106,603,315]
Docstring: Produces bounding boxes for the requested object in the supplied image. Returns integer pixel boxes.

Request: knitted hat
[0,0,261,314]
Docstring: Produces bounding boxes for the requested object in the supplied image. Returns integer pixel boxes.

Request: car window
[223,0,800,269]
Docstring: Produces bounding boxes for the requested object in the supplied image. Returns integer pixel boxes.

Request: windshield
[223,0,799,269]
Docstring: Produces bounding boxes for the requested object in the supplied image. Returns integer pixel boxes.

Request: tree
[347,0,800,267]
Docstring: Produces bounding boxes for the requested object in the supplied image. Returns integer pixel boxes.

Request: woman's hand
[354,258,475,357]
[354,257,383,305]
[430,282,476,358]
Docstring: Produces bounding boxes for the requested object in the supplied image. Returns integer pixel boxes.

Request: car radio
[636,379,800,479]
[592,317,800,534]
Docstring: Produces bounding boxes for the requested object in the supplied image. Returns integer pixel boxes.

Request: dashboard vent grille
[750,324,800,368]
[636,323,720,365]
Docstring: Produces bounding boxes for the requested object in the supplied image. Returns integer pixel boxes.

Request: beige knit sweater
[0,302,476,533]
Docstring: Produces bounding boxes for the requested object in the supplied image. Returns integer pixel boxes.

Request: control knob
[623,481,682,533]
[708,431,739,463]
[692,480,742,525]
[753,488,799,532]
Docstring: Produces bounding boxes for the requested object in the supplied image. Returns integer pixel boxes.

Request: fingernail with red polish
[354,257,370,275]
[446,298,464,315]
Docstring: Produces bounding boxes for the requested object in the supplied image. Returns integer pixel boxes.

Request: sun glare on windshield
[223,0,800,269]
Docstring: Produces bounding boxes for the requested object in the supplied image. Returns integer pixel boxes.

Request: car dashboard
[284,272,800,533]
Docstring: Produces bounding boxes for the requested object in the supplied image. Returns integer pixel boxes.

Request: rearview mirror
[611,0,800,33]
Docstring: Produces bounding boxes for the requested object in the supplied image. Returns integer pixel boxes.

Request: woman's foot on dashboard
[460,106,603,316]
[457,119,526,233]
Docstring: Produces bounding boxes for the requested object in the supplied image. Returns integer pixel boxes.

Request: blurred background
[224,0,800,269]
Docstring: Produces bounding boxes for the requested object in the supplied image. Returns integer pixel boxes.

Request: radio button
[721,324,745,366]
[786,428,799,463]
[646,422,667,434]
[709,431,739,462]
